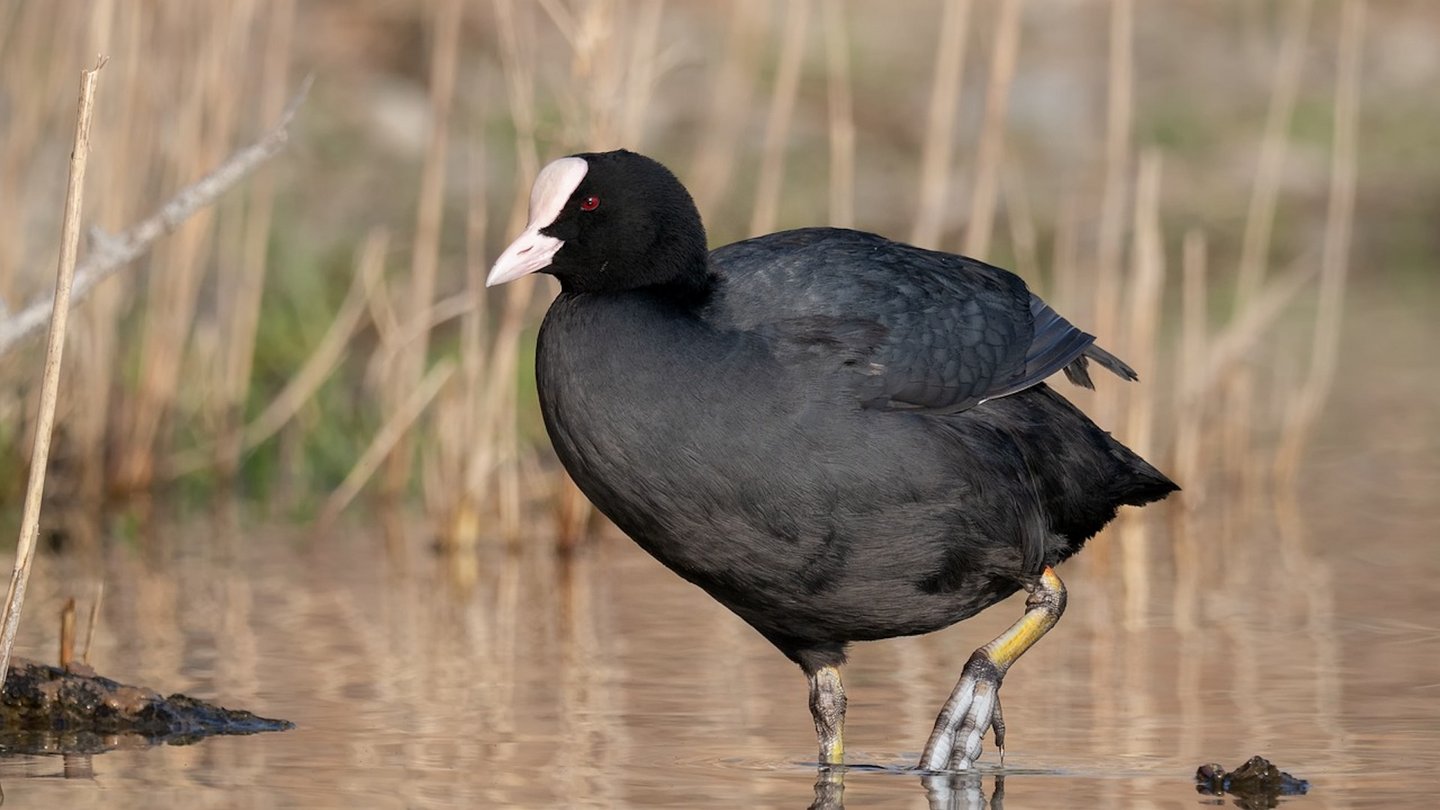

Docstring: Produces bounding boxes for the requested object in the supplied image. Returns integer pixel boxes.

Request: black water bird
[488,150,1177,770]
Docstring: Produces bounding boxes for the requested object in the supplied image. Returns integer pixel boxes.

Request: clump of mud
[0,658,292,755]
[1196,755,1309,808]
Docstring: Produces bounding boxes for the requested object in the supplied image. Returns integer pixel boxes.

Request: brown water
[1,294,1437,808]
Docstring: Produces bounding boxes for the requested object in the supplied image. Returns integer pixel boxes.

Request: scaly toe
[947,677,999,770]
[992,694,1006,766]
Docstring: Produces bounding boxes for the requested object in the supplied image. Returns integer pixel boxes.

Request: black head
[488,150,710,298]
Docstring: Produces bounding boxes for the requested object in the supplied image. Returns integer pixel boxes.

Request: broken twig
[0,57,106,692]
[0,75,312,358]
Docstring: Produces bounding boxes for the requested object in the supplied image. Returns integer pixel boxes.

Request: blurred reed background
[0,0,1431,572]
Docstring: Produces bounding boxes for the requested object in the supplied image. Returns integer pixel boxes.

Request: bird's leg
[919,566,1067,771]
[808,664,847,767]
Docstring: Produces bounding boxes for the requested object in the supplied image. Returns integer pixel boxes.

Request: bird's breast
[535,294,759,552]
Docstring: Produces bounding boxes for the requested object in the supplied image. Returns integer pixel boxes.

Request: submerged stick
[82,581,104,665]
[0,75,312,358]
[0,58,105,692]
[59,598,77,668]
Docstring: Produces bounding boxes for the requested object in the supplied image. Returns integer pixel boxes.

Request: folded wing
[707,228,1136,414]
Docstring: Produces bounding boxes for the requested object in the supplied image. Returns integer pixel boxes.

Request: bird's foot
[919,567,1066,771]
[919,651,1005,771]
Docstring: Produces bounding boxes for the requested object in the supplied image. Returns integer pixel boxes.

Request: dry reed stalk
[318,360,456,528]
[748,0,811,237]
[961,0,1024,259]
[217,0,296,476]
[1173,229,1209,507]
[480,281,538,541]
[1122,152,1164,468]
[209,178,249,424]
[536,0,580,47]
[562,2,615,141]
[554,473,596,552]
[1171,228,1207,631]
[1050,192,1081,311]
[910,0,973,249]
[0,1,70,302]
[0,58,103,691]
[82,581,103,665]
[59,597,76,668]
[688,1,764,219]
[822,0,855,229]
[487,0,549,543]
[373,291,492,370]
[1234,0,1313,305]
[1182,256,1319,403]
[427,143,492,553]
[1118,149,1164,631]
[1218,371,1256,515]
[1222,0,1311,511]
[167,229,388,478]
[115,4,254,492]
[618,0,666,147]
[566,1,636,159]
[459,152,490,482]
[1091,0,1134,429]
[381,0,462,501]
[1002,166,1040,284]
[362,269,403,356]
[1274,0,1363,486]
[68,0,124,512]
[424,131,492,549]
[495,0,541,223]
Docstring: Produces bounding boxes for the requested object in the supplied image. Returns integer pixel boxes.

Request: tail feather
[1082,343,1138,381]
[1062,355,1095,389]
[979,384,1179,559]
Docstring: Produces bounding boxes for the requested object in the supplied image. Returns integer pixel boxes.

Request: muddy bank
[0,658,292,755]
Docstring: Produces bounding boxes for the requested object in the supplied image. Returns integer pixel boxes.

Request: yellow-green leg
[920,566,1067,771]
[808,665,846,766]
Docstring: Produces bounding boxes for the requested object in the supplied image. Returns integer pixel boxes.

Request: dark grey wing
[707,228,1135,413]
[982,296,1138,402]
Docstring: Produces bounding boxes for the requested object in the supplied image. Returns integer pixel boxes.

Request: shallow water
[7,500,1438,810]
[2,294,1438,808]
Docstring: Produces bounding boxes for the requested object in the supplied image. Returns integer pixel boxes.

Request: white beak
[486,228,563,287]
[487,156,590,287]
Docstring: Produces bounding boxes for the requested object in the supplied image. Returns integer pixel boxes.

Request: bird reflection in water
[806,768,1006,810]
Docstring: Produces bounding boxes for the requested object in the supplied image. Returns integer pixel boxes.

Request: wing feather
[706,228,1138,414]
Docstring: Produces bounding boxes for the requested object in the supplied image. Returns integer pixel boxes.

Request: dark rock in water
[0,658,293,756]
[1196,756,1310,808]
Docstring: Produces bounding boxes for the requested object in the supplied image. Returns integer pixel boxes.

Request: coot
[488,150,1176,770]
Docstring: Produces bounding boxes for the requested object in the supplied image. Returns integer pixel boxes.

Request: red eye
[579,195,600,212]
